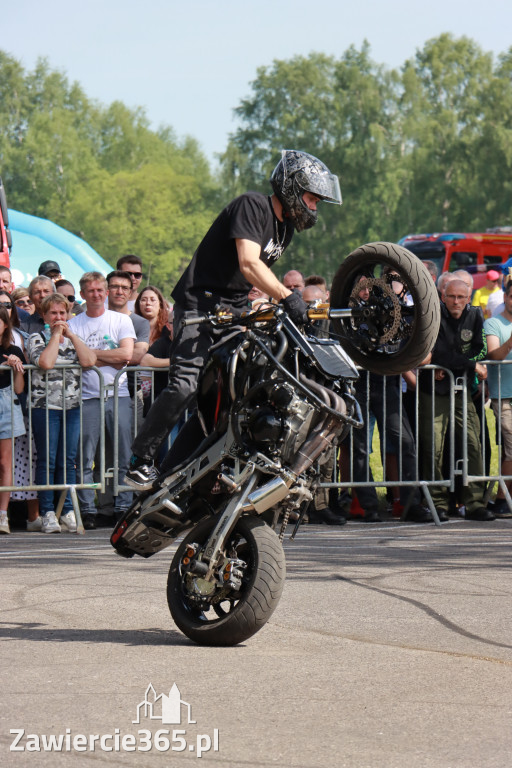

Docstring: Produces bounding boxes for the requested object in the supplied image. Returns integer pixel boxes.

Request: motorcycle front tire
[331,241,440,375]
[167,514,286,646]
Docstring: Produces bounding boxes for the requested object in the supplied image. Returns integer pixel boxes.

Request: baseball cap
[487,269,501,281]
[38,260,61,276]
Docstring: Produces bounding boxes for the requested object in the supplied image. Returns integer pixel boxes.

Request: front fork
[190,458,297,580]
[200,469,261,578]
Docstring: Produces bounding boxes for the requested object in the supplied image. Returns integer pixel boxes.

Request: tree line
[1,33,512,290]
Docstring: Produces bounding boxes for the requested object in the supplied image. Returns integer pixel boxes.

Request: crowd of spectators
[0,256,511,536]
[0,258,156,533]
[274,263,512,526]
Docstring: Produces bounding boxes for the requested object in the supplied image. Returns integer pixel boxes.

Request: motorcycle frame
[113,308,364,560]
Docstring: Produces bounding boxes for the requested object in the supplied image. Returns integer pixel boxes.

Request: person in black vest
[125,150,342,489]
[419,278,494,521]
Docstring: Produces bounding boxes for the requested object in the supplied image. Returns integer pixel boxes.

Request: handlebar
[182,315,214,327]
[181,303,356,328]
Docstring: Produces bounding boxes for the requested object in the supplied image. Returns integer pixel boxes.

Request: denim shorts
[0,386,26,439]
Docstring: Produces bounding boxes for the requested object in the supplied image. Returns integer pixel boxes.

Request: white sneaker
[27,517,43,532]
[42,511,61,534]
[60,511,77,533]
[0,511,10,534]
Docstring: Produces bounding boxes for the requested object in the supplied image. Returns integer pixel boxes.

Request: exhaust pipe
[243,378,348,514]
[242,476,292,513]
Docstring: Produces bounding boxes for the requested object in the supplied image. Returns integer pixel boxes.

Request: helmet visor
[296,167,342,205]
[319,172,342,205]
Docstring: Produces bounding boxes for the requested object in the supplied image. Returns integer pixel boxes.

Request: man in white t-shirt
[69,272,136,529]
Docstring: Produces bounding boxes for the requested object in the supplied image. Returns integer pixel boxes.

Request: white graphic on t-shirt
[263,238,285,265]
[86,331,112,350]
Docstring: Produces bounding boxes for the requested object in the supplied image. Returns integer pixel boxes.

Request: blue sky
[4,0,511,164]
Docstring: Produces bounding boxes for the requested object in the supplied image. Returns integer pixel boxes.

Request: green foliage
[0,52,219,294]
[58,164,216,295]
[399,34,498,231]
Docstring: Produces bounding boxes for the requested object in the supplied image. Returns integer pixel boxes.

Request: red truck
[0,177,11,268]
[399,230,512,290]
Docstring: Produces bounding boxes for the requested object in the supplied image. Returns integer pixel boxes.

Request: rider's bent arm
[236,238,290,302]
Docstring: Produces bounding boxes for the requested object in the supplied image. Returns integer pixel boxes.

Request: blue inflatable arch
[7,209,113,291]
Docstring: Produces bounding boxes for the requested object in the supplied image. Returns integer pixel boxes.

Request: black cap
[38,260,61,276]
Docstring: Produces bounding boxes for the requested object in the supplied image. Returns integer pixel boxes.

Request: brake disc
[348,276,401,344]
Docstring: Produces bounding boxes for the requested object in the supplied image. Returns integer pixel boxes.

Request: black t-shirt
[142,327,172,416]
[0,344,25,389]
[148,325,172,361]
[172,191,293,311]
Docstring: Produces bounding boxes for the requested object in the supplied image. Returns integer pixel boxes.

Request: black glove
[281,290,308,325]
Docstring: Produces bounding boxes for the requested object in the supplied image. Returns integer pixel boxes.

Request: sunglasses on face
[125,271,144,279]
[0,301,13,309]
[15,298,33,306]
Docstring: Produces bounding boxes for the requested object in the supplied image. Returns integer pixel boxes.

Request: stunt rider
[125,150,342,490]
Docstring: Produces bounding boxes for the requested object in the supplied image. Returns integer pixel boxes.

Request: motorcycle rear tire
[331,241,440,375]
[167,514,286,646]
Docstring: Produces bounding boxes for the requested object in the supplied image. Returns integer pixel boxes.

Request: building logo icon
[133,683,196,725]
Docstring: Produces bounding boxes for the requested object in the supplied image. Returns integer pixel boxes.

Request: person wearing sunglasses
[38,260,62,283]
[0,270,29,323]
[0,291,23,349]
[12,287,35,315]
[55,279,83,316]
[116,255,144,311]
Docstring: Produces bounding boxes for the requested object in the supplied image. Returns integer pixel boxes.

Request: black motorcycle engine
[239,379,318,459]
[246,406,283,447]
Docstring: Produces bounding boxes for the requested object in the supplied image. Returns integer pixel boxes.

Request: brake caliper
[217,558,247,591]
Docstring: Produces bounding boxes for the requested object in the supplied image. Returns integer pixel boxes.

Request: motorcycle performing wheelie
[111,240,440,646]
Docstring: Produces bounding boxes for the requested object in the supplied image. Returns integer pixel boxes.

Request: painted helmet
[270,150,342,232]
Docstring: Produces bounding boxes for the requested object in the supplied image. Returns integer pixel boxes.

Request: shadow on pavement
[0,622,194,647]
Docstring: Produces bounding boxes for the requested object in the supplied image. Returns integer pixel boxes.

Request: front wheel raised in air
[167,514,286,646]
[330,241,440,375]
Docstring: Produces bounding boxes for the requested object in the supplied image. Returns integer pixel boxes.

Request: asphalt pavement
[1,516,512,767]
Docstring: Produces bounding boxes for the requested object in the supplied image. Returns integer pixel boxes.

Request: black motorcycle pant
[131,305,224,463]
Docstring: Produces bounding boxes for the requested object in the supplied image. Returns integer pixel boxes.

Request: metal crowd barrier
[0,365,107,534]
[467,358,512,509]
[1,360,509,531]
[318,366,460,526]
